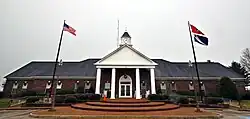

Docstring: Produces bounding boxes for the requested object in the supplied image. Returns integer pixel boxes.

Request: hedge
[26,97,40,103]
[147,94,169,101]
[56,89,75,95]
[64,96,77,103]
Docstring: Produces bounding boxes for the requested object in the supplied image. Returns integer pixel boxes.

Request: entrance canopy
[94,44,157,68]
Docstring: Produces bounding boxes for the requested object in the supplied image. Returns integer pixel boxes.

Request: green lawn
[0,98,10,108]
[241,100,250,108]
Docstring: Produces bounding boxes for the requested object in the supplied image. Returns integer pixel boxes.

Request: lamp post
[189,60,200,112]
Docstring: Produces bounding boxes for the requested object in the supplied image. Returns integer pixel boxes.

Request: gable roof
[4,59,244,79]
[121,32,131,38]
[95,44,157,65]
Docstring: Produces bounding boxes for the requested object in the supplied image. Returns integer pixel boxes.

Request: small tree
[230,61,246,76]
[240,48,250,72]
[219,77,239,100]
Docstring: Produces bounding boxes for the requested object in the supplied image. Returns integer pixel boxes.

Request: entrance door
[120,83,131,97]
[119,75,132,98]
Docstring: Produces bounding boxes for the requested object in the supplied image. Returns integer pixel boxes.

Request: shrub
[205,97,224,104]
[64,96,77,103]
[241,92,250,100]
[219,77,238,100]
[147,94,161,100]
[26,97,40,103]
[89,94,101,100]
[177,96,189,104]
[78,94,88,101]
[55,95,66,103]
[0,92,3,98]
[21,91,37,97]
[147,94,169,101]
[176,91,195,96]
[56,89,75,95]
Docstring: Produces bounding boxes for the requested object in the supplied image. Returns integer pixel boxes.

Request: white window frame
[22,81,28,89]
[57,80,62,89]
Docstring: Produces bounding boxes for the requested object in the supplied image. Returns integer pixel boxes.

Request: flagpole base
[48,108,56,112]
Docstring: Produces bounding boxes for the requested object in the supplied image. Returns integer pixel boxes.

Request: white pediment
[95,45,157,66]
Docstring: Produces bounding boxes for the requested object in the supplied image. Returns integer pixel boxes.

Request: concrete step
[85,101,165,107]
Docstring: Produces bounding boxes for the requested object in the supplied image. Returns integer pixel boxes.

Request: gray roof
[4,59,244,79]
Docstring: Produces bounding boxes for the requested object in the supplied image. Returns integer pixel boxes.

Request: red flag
[190,24,204,35]
[63,23,76,36]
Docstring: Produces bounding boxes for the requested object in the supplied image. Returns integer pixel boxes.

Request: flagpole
[117,19,120,47]
[49,20,66,111]
[188,21,202,111]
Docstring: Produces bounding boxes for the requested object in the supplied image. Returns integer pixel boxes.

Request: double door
[119,82,132,98]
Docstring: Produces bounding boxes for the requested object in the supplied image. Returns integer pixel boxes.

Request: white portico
[94,31,157,99]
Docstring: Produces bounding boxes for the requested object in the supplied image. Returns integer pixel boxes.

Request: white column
[150,68,156,94]
[110,68,116,99]
[95,68,101,94]
[136,68,141,99]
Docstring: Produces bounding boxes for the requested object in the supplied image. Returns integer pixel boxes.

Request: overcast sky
[1,0,250,90]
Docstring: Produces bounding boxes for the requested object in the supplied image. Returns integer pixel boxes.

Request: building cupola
[120,30,132,46]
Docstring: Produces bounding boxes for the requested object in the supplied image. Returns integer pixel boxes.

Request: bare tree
[240,48,250,72]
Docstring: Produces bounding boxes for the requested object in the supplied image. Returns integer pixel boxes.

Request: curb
[0,107,50,110]
[30,113,222,119]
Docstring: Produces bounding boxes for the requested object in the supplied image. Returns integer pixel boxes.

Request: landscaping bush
[26,97,40,103]
[77,94,88,101]
[21,91,37,97]
[89,94,101,100]
[56,89,75,95]
[147,94,169,101]
[205,97,224,104]
[55,95,66,103]
[241,92,250,100]
[0,92,3,98]
[177,96,189,104]
[176,91,195,96]
[64,96,77,103]
[148,94,161,100]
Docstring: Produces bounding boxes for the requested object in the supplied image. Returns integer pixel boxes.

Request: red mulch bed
[32,106,216,116]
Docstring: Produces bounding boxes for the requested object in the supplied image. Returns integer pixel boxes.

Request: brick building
[3,31,246,98]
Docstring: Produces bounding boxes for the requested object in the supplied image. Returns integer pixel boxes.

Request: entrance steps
[71,99,179,112]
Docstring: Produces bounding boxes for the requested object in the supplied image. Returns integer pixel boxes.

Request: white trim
[135,68,141,99]
[118,75,132,98]
[96,65,155,69]
[156,77,246,80]
[94,44,158,66]
[110,68,116,99]
[150,68,156,94]
[95,68,101,94]
[7,76,96,79]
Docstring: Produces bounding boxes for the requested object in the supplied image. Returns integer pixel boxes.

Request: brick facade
[3,71,247,98]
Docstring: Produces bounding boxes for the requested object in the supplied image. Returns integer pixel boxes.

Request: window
[57,80,62,89]
[85,81,91,89]
[200,82,205,90]
[104,82,110,90]
[22,81,28,89]
[46,81,51,89]
[84,81,91,93]
[12,81,18,94]
[189,81,194,90]
[170,81,177,91]
[12,81,18,89]
[74,80,79,91]
[160,82,166,90]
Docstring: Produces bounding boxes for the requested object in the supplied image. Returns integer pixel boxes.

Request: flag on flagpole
[190,24,208,46]
[63,23,76,36]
